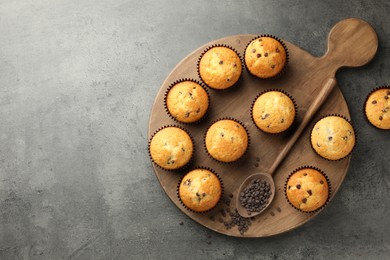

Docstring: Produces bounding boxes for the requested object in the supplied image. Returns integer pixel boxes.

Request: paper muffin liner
[163,78,210,124]
[203,117,251,164]
[177,166,224,214]
[363,85,390,130]
[243,34,289,80]
[148,125,194,172]
[250,89,298,135]
[284,165,331,213]
[309,114,357,161]
[197,44,244,90]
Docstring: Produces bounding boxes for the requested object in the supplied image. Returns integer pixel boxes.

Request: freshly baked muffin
[286,167,329,212]
[364,87,390,130]
[252,90,295,133]
[179,168,222,212]
[205,119,248,163]
[166,80,209,123]
[245,36,287,79]
[198,46,242,90]
[149,127,193,170]
[310,115,355,160]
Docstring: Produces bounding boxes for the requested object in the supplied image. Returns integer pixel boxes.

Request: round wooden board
[148,34,352,237]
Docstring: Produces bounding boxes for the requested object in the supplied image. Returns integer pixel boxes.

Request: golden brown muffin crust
[199,46,242,89]
[310,116,355,160]
[166,81,209,123]
[150,127,193,170]
[179,169,222,212]
[205,119,248,162]
[365,88,390,129]
[286,168,329,212]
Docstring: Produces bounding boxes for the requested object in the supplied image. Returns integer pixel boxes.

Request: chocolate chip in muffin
[258,39,262,42]
[379,116,383,120]
[252,49,256,53]
[264,53,268,57]
[296,184,301,189]
[220,132,224,137]
[184,179,191,186]
[320,180,324,184]
[196,108,200,113]
[385,96,389,100]
[261,113,270,120]
[316,143,321,147]
[227,78,231,82]
[181,147,185,152]
[275,48,280,53]
[185,112,190,118]
[219,60,223,65]
[387,90,390,95]
[302,198,307,203]
[303,173,307,176]
[372,100,377,104]
[233,63,237,67]
[257,53,261,58]
[307,190,312,196]
[328,136,333,141]
[271,64,275,69]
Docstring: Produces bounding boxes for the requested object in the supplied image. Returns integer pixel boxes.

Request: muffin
[179,168,222,212]
[205,119,248,163]
[166,80,209,123]
[364,87,390,130]
[149,126,193,170]
[245,36,287,79]
[310,115,355,160]
[286,167,329,212]
[198,46,242,90]
[252,90,296,134]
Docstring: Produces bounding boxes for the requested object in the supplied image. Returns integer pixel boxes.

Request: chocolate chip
[296,184,301,189]
[275,48,280,53]
[220,132,224,137]
[343,136,348,141]
[387,91,390,95]
[379,116,383,120]
[230,137,234,142]
[280,118,284,123]
[307,190,312,196]
[233,63,237,67]
[385,96,389,100]
[179,221,184,225]
[288,185,291,190]
[316,143,321,147]
[302,198,307,203]
[184,179,191,186]
[320,180,324,184]
[271,64,275,69]
[188,92,193,99]
[229,193,234,198]
[181,147,185,152]
[257,53,261,58]
[196,108,200,113]
[258,39,262,42]
[328,136,333,141]
[264,53,268,57]
[202,193,206,197]
[219,60,223,65]
[372,100,377,104]
[252,49,256,53]
[303,173,307,176]
[227,78,231,82]
[185,112,190,118]
[261,113,269,120]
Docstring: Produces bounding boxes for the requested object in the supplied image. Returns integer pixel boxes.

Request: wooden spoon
[236,18,378,218]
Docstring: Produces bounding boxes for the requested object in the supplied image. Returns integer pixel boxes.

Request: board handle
[268,77,337,176]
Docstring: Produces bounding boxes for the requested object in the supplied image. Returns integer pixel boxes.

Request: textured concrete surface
[0,0,389,259]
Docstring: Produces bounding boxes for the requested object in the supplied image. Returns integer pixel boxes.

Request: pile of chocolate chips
[220,209,253,235]
[239,179,271,215]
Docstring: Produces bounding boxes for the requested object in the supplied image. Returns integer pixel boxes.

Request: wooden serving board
[148,18,377,237]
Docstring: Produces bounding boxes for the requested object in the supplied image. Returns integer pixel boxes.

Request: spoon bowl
[236,172,275,218]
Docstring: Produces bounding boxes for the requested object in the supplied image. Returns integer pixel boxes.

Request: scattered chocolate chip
[227,78,231,82]
[258,38,262,42]
[303,173,307,176]
[307,190,312,196]
[379,116,383,120]
[328,136,333,141]
[233,63,237,67]
[219,60,223,65]
[280,118,284,123]
[257,53,261,58]
[261,113,270,120]
[302,198,307,203]
[382,108,388,112]
[179,221,184,226]
[188,92,194,99]
[220,132,224,137]
[264,53,268,57]
[372,100,377,104]
[184,179,191,186]
[196,108,200,113]
[181,147,185,152]
[229,193,234,198]
[343,136,348,141]
[185,112,190,118]
[316,143,321,147]
[320,180,324,184]
[236,124,240,128]
[385,96,389,100]
[193,87,196,89]
[277,207,282,213]
[288,185,291,190]
[271,64,275,69]
[252,49,256,53]
[239,178,272,214]
[296,184,301,189]
[275,48,280,53]
[202,193,206,197]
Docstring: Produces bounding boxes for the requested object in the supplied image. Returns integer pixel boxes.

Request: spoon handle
[268,77,337,176]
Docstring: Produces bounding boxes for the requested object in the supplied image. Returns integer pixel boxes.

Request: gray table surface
[1,0,389,259]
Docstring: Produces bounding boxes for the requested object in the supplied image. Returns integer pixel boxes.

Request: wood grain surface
[148,18,377,237]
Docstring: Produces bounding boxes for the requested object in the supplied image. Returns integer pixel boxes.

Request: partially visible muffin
[252,90,295,134]
[286,167,329,212]
[245,36,287,79]
[166,80,209,123]
[205,119,248,163]
[149,127,193,170]
[364,87,390,130]
[179,168,222,212]
[310,115,355,160]
[198,46,242,90]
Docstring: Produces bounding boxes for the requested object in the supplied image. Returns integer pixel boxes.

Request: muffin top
[252,91,295,133]
[205,119,248,163]
[310,116,355,160]
[365,88,390,130]
[179,169,222,212]
[149,127,193,170]
[245,36,287,79]
[286,168,329,212]
[199,46,242,89]
[166,81,209,123]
